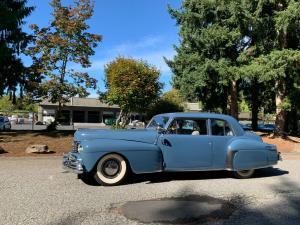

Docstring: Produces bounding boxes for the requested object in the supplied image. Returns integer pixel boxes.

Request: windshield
[146,116,169,129]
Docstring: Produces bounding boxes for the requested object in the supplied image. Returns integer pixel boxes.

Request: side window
[211,119,234,136]
[167,118,208,135]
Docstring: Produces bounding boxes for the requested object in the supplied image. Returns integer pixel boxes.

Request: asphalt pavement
[0,157,299,225]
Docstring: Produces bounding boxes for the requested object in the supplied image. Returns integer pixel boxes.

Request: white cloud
[110,36,163,55]
[76,48,175,74]
[132,49,175,73]
[69,35,177,92]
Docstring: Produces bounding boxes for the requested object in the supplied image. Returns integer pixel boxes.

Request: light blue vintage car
[63,112,281,186]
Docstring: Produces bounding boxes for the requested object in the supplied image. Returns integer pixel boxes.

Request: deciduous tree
[101,57,162,126]
[26,0,101,123]
[147,89,185,119]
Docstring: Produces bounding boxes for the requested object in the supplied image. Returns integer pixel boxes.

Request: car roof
[155,112,234,120]
[155,112,245,136]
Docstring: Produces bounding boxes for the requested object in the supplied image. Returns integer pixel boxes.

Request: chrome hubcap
[238,170,251,175]
[102,159,120,177]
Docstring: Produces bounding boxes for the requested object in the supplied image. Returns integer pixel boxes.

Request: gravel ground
[0,157,299,225]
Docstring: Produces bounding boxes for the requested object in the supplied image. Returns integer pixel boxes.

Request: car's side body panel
[79,139,163,173]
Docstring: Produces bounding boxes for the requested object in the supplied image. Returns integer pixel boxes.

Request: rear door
[209,119,235,168]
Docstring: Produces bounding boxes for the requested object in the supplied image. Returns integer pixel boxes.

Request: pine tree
[0,0,34,99]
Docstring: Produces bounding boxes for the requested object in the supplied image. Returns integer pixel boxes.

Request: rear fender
[226,139,272,170]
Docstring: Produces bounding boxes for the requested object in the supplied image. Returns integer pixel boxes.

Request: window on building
[58,110,70,125]
[73,111,85,123]
[88,111,100,123]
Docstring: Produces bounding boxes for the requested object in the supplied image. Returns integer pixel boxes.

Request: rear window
[211,119,234,136]
[0,117,4,122]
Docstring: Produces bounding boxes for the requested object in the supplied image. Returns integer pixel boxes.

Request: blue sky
[22,0,182,97]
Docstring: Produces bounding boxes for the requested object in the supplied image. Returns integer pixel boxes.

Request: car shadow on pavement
[127,167,289,185]
[53,177,300,225]
[77,167,288,187]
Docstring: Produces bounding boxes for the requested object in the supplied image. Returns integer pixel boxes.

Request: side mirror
[157,126,167,134]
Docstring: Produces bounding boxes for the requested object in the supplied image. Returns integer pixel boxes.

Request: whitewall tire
[233,169,255,179]
[94,153,128,186]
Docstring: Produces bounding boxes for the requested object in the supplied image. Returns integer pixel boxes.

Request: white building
[38,97,120,125]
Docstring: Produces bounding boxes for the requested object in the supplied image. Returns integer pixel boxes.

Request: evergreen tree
[166,0,250,119]
[168,0,300,135]
[0,0,34,99]
[240,0,300,135]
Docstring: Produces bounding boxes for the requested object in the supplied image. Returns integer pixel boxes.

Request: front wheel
[94,153,129,186]
[233,169,255,179]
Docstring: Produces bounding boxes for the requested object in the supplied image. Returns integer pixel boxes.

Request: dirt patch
[262,135,300,153]
[0,131,74,156]
[1,130,299,157]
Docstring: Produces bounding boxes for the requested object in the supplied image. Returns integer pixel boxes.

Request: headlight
[77,144,83,153]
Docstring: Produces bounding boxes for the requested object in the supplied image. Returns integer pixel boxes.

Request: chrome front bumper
[63,152,85,174]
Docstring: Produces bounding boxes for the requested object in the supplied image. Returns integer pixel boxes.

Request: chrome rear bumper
[63,152,84,174]
[278,152,282,161]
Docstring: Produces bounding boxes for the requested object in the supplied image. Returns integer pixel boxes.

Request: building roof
[39,97,120,109]
[185,102,201,111]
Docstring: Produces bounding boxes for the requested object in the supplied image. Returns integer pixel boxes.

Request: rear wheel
[94,153,129,186]
[233,169,255,179]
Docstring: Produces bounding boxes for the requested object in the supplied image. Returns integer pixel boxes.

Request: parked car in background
[104,118,116,126]
[0,116,11,131]
[8,115,18,124]
[63,112,281,186]
[239,123,252,131]
[43,116,55,125]
[258,123,275,132]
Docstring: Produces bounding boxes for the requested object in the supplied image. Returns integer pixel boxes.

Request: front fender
[79,139,163,174]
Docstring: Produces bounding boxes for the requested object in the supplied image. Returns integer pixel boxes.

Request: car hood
[74,128,159,144]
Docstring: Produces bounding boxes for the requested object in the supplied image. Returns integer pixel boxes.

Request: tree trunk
[251,78,259,131]
[116,109,123,126]
[20,85,23,99]
[274,81,286,137]
[229,80,239,119]
[12,90,16,104]
[54,100,62,128]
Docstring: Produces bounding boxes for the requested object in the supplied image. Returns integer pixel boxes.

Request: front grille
[72,141,79,152]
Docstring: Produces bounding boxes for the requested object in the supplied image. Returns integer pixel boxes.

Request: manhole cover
[113,195,241,224]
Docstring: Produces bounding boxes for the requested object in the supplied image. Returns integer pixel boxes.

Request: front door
[158,118,213,170]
